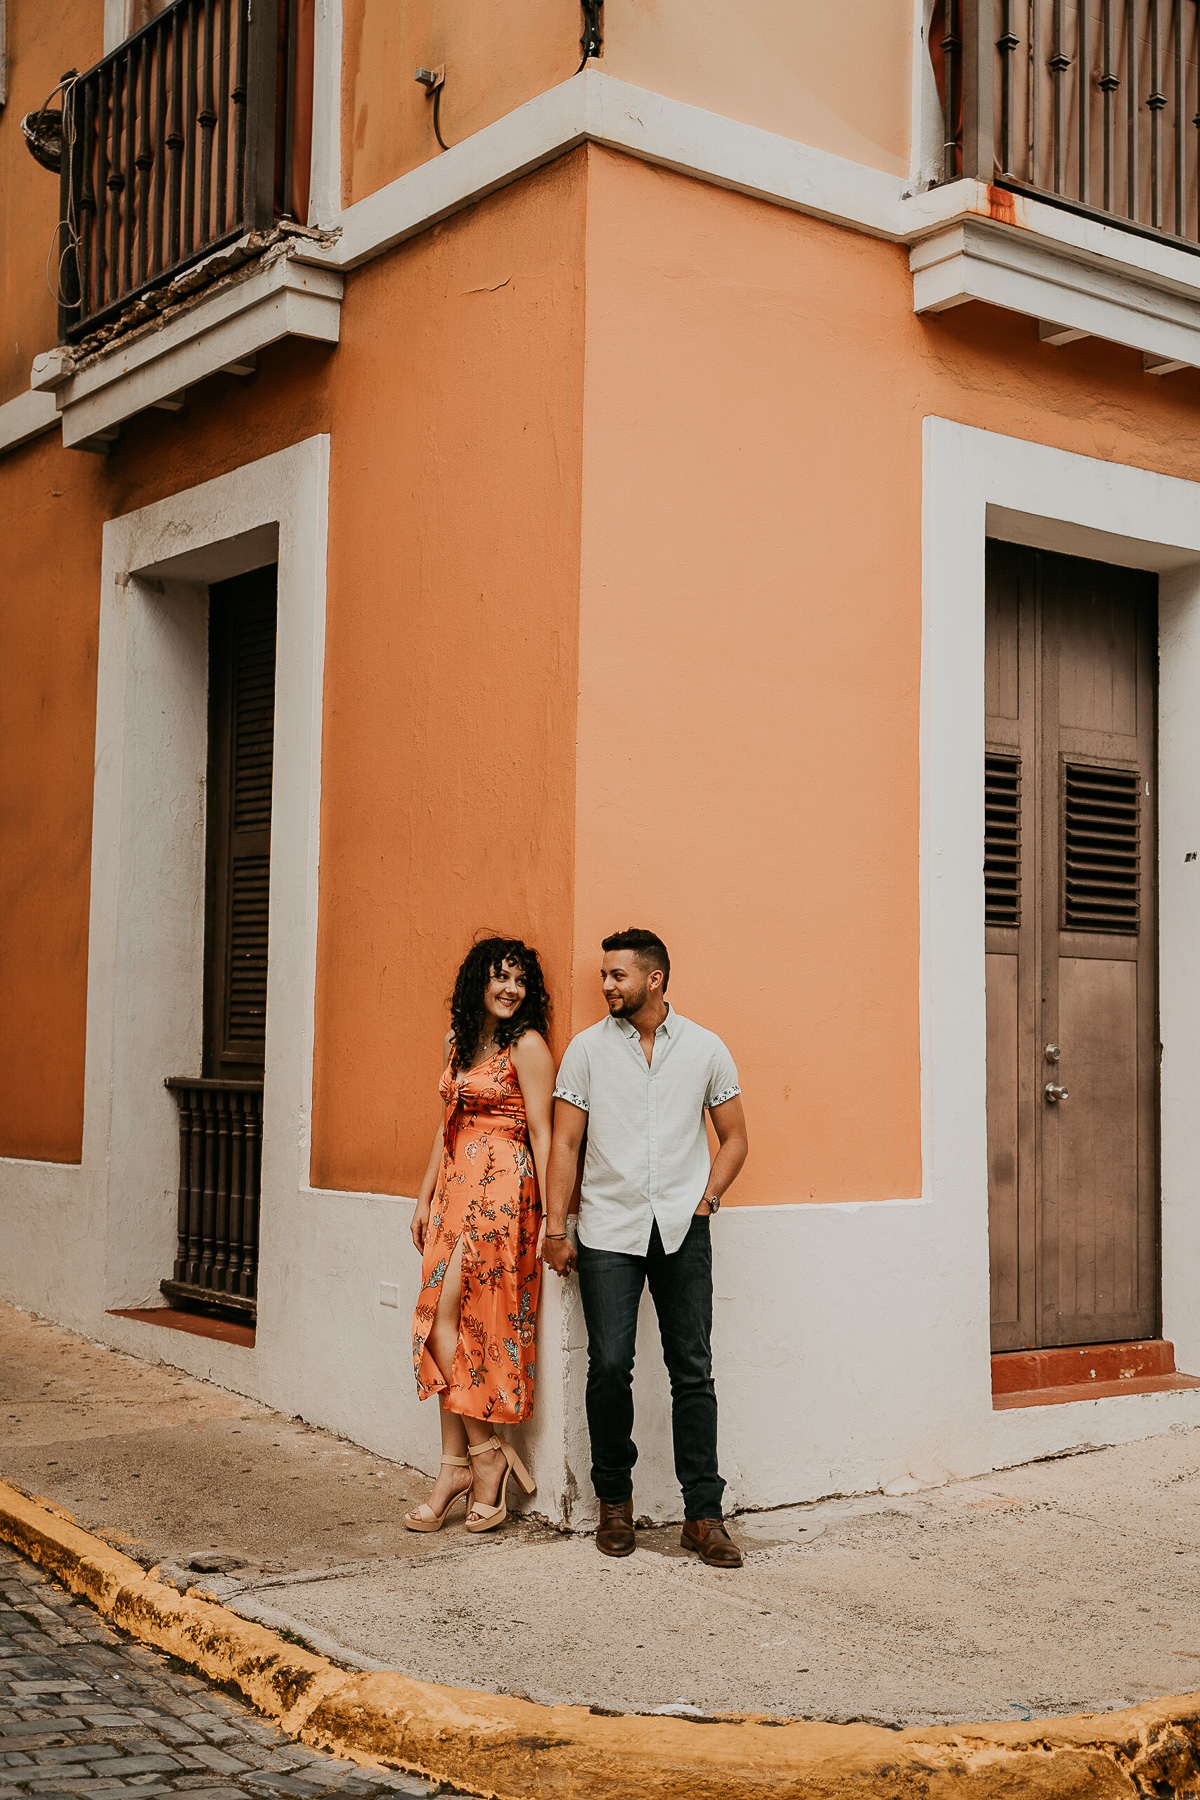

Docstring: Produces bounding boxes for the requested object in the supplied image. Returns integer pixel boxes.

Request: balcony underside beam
[912,215,1200,376]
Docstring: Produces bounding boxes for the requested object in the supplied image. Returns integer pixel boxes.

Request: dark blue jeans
[576,1214,725,1521]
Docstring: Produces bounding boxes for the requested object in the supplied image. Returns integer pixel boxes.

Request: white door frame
[922,416,1200,1382]
[87,437,330,1334]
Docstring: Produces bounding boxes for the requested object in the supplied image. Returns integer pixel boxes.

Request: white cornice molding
[0,386,60,456]
[293,68,1200,375]
[299,69,1200,274]
[294,68,919,273]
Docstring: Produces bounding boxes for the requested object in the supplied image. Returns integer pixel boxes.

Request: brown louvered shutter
[204,568,277,1080]
[1062,763,1140,932]
[984,752,1021,927]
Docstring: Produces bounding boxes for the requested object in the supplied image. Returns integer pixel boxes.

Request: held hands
[540,1222,577,1276]
[410,1198,431,1253]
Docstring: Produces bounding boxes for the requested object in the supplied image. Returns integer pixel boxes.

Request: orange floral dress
[411,1049,542,1423]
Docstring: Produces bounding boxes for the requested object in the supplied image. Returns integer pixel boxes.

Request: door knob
[1045,1083,1069,1103]
[1044,1044,1061,1063]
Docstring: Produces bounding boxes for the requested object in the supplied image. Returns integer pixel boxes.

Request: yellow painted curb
[1,1480,1197,1798]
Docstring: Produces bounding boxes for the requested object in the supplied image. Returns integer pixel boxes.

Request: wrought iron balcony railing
[57,0,312,344]
[937,0,1200,251]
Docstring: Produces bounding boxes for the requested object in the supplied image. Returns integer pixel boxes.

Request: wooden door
[203,567,277,1082]
[985,542,1158,1351]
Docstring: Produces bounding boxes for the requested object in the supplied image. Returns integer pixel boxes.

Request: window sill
[991,1339,1200,1410]
[994,1372,1200,1409]
[107,1307,255,1349]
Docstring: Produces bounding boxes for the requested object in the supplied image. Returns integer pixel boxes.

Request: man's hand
[542,1232,577,1276]
[543,1097,586,1278]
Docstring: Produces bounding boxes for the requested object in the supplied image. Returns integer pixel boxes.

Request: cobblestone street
[0,1547,433,1800]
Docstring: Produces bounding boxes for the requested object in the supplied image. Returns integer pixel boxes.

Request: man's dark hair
[601,927,670,993]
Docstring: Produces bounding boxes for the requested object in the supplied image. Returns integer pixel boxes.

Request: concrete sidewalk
[3,1305,1198,1730]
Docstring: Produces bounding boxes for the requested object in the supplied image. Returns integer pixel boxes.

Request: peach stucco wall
[574,148,921,1205]
[8,143,1200,1203]
[339,0,915,211]
[603,0,913,179]
[571,146,1200,1207]
[0,0,103,405]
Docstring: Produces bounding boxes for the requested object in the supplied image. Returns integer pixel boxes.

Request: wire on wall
[418,2,603,156]
[414,65,448,150]
[20,69,81,307]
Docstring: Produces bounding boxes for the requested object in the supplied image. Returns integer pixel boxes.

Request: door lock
[1045,1083,1069,1103]
[1044,1044,1061,1063]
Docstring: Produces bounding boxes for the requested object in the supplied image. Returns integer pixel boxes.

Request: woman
[406,937,554,1533]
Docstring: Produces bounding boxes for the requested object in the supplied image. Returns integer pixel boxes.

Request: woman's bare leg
[423,1238,472,1514]
[425,1235,507,1516]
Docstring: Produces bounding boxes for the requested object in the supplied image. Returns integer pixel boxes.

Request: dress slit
[411,1049,541,1423]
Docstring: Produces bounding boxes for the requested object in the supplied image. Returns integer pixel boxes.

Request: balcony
[937,0,1200,251]
[57,0,314,345]
[912,1,1200,374]
[29,0,339,451]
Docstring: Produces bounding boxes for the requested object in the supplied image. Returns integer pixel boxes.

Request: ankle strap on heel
[440,1454,470,1468]
[468,1435,503,1458]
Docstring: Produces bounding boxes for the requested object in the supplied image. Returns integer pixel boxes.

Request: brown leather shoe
[681,1517,743,1568]
[595,1498,636,1557]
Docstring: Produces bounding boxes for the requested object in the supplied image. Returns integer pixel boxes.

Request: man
[543,928,749,1567]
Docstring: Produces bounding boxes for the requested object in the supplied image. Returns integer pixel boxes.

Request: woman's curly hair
[449,937,551,1072]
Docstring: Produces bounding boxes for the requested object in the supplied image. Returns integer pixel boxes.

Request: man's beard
[608,984,649,1015]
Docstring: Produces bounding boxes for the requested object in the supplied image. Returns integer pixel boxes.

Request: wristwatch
[703,1193,720,1213]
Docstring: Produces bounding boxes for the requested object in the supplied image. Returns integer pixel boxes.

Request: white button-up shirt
[553,1008,741,1255]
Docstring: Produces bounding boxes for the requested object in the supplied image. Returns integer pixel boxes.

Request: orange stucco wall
[8,141,1200,1201]
[0,151,586,1187]
[340,0,581,206]
[309,150,586,1193]
[0,432,101,1160]
[0,0,103,405]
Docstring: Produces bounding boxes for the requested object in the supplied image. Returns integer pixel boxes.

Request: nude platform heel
[403,1454,471,1531]
[464,1435,536,1533]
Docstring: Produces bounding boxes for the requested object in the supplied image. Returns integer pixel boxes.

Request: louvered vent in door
[984,753,1021,927]
[1062,763,1140,932]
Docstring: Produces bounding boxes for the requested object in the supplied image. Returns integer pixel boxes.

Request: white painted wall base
[13,1191,1197,1529]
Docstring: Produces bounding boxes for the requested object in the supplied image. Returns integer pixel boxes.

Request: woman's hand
[411,1198,431,1253]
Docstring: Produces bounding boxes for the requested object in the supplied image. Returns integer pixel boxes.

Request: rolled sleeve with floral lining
[552,1008,740,1256]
